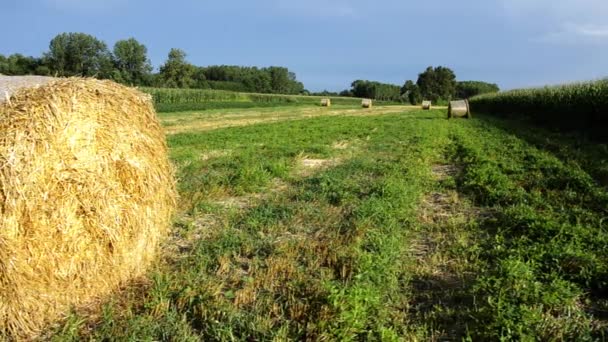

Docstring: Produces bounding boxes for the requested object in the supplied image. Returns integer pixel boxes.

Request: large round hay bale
[0,78,177,339]
[447,99,471,119]
[320,98,331,107]
[362,98,372,108]
[422,100,432,110]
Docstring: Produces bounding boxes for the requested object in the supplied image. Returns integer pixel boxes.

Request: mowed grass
[159,104,416,134]
[51,106,608,340]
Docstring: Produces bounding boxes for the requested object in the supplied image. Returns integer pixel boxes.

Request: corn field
[142,87,364,106]
[469,79,608,139]
[142,88,249,104]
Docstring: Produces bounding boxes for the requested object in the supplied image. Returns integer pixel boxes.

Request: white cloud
[501,0,608,19]
[533,23,608,44]
[574,25,608,38]
[501,0,608,44]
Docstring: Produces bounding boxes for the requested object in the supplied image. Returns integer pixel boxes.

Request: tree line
[326,67,499,103]
[401,66,500,105]
[0,32,305,94]
[0,32,499,100]
[349,80,402,101]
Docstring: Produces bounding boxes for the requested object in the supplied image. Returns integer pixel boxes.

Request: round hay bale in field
[422,100,432,110]
[320,98,331,107]
[447,99,471,119]
[0,78,177,339]
[362,98,373,108]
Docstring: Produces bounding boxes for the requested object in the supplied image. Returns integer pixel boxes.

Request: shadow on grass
[476,113,608,187]
[409,272,477,340]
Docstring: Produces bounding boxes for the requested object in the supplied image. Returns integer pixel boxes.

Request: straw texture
[0,75,55,102]
[0,78,177,339]
[320,98,331,107]
[362,99,372,108]
[422,101,432,110]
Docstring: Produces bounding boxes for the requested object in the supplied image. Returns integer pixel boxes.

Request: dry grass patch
[431,164,462,181]
[301,158,337,168]
[164,214,222,261]
[294,138,367,178]
[418,191,462,225]
[332,140,351,150]
[162,105,416,134]
[200,149,232,161]
[405,163,493,340]
[296,157,341,177]
[213,178,289,209]
[201,203,361,336]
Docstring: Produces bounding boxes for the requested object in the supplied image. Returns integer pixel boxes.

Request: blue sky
[2,0,607,91]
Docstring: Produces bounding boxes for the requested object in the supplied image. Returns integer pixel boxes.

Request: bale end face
[447,100,471,119]
[0,78,177,339]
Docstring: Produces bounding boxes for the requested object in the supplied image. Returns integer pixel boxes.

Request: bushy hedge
[469,80,608,139]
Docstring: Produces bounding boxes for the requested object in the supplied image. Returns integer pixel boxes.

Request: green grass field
[50,104,608,340]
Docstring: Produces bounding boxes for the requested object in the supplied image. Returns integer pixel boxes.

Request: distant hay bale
[0,78,177,339]
[422,100,432,110]
[448,99,471,119]
[362,98,372,108]
[320,98,331,107]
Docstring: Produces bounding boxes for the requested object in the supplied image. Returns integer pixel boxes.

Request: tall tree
[401,80,422,105]
[287,71,305,94]
[267,66,291,94]
[351,80,401,101]
[351,80,375,98]
[199,65,304,93]
[158,48,195,88]
[192,67,209,89]
[416,66,457,102]
[44,32,112,77]
[241,69,272,93]
[112,38,152,86]
[339,89,353,97]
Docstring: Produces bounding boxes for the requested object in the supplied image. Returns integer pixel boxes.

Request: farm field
[160,105,418,134]
[51,106,608,340]
[141,87,396,113]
